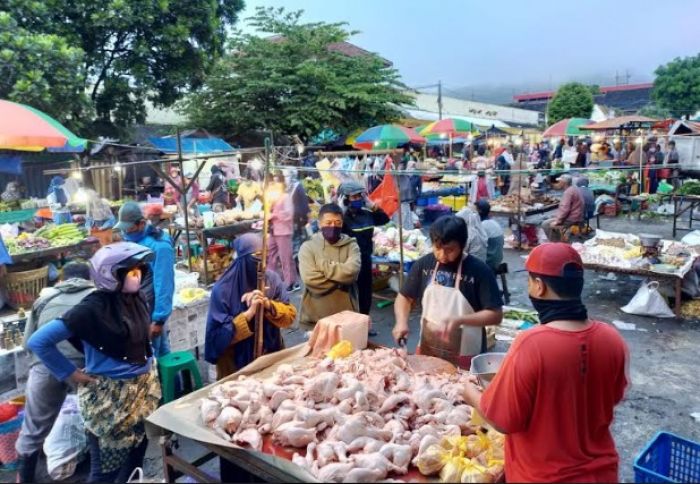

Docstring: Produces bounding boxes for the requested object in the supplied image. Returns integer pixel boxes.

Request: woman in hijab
[456,206,488,262]
[205,233,296,379]
[27,242,160,483]
[47,176,68,207]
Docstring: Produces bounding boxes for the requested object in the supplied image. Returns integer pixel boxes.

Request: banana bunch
[34,223,86,247]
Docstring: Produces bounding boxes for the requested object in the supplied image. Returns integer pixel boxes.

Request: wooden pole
[255,135,273,359]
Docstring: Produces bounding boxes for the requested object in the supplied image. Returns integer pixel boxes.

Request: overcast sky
[240,0,700,99]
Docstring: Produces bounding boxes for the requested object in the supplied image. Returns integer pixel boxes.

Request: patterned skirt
[78,365,161,474]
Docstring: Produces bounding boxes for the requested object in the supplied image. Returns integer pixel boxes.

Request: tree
[182,7,414,141]
[0,12,89,130]
[547,82,594,124]
[638,103,671,119]
[3,0,244,130]
[653,54,700,118]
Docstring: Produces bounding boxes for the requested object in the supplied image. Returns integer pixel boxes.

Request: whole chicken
[316,442,337,467]
[379,443,412,472]
[304,372,340,402]
[215,406,243,435]
[352,452,403,479]
[316,463,356,483]
[200,398,222,425]
[342,467,384,483]
[233,427,263,451]
[378,393,410,414]
[273,421,317,448]
[336,414,391,444]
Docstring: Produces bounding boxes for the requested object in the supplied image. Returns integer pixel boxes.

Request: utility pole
[438,80,443,120]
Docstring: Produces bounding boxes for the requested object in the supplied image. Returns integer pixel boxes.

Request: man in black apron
[392,215,503,368]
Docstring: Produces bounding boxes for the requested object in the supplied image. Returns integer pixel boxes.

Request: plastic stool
[158,351,203,403]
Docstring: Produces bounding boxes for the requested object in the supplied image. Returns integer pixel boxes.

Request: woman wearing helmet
[28,242,161,483]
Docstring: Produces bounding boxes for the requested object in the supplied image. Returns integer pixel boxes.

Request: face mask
[123,227,146,243]
[349,199,364,210]
[321,226,342,244]
[122,268,142,293]
[529,297,588,324]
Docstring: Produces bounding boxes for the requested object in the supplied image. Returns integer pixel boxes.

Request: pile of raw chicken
[199,348,502,483]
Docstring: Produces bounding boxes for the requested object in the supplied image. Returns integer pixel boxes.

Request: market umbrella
[419,118,478,137]
[0,100,87,152]
[542,118,592,138]
[353,124,425,150]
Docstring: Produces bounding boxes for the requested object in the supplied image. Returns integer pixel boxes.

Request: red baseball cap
[525,243,584,277]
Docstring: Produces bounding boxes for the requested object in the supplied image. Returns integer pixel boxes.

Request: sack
[369,174,399,217]
[621,281,675,318]
[43,395,86,480]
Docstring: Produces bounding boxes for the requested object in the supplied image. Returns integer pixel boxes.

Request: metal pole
[438,80,443,120]
[396,164,405,289]
[255,134,273,359]
[177,129,193,273]
[639,132,644,193]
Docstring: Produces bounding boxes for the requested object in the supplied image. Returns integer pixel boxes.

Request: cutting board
[406,354,457,374]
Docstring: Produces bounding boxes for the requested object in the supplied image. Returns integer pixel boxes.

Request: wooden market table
[671,194,700,238]
[9,238,100,264]
[582,262,684,317]
[490,202,559,250]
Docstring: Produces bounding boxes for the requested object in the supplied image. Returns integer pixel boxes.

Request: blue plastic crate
[634,431,700,483]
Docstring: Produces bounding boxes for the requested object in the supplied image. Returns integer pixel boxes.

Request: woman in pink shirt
[267,175,299,292]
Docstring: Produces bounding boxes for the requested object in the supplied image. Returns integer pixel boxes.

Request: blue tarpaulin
[148,137,234,154]
[0,155,22,175]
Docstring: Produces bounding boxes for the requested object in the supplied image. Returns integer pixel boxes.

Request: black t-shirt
[401,253,503,353]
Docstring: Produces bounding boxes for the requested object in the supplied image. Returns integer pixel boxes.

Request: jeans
[86,432,148,483]
[151,324,171,358]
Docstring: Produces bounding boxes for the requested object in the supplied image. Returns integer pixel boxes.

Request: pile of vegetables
[678,181,700,196]
[0,201,19,212]
[373,225,430,262]
[503,307,539,325]
[212,210,262,227]
[301,178,325,202]
[35,223,87,247]
[5,233,51,254]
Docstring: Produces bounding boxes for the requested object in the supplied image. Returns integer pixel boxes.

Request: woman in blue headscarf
[204,233,297,379]
[47,176,68,206]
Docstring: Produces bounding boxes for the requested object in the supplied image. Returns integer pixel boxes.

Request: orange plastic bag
[369,173,399,217]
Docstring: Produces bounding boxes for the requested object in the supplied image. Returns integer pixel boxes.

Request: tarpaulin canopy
[148,137,235,154]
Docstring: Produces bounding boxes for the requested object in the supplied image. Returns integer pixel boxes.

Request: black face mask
[321,226,342,244]
[529,297,588,325]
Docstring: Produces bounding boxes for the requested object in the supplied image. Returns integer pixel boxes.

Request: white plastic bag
[621,281,675,318]
[681,230,700,246]
[43,395,86,480]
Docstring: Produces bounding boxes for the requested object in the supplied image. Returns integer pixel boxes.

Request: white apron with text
[418,260,482,368]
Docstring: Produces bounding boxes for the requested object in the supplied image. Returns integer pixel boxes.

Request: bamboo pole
[177,130,193,274]
[255,135,273,359]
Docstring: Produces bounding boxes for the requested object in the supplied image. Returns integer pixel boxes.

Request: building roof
[513,83,653,102]
[581,115,658,131]
[670,120,700,136]
[401,108,510,128]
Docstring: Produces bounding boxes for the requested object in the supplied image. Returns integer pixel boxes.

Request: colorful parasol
[0,100,87,152]
[353,124,425,150]
[542,118,592,138]
[419,118,479,137]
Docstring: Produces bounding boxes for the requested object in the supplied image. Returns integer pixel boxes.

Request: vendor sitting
[542,175,584,242]
[204,233,296,379]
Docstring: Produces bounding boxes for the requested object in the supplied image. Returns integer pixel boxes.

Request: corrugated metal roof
[148,137,234,154]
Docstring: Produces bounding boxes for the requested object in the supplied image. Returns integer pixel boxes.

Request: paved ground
[4,215,700,482]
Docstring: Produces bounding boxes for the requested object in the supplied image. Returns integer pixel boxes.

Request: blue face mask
[349,199,365,210]
[123,228,146,243]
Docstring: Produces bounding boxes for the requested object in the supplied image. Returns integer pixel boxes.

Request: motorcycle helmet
[89,242,154,291]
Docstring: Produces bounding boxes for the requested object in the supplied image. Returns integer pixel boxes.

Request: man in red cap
[463,243,629,483]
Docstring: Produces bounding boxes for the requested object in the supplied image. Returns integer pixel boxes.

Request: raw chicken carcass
[273,422,317,448]
[379,443,412,472]
[200,398,222,424]
[378,393,410,414]
[215,406,243,435]
[316,463,356,483]
[269,391,292,411]
[233,427,262,451]
[347,436,384,454]
[304,372,341,402]
[342,467,384,483]
[336,414,391,444]
[316,442,337,467]
[352,452,404,479]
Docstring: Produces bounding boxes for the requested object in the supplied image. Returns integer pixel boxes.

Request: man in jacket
[16,261,94,483]
[116,201,175,357]
[542,175,584,242]
[339,182,390,334]
[298,203,361,331]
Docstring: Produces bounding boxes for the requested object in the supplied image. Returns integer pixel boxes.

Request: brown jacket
[298,232,361,326]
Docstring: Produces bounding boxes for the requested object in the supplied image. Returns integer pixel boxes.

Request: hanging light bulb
[514,137,523,146]
[73,187,88,203]
[114,162,122,172]
[71,171,83,180]
[296,144,305,155]
[636,136,643,144]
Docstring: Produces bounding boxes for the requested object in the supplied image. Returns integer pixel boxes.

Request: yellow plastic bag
[416,444,448,476]
[440,456,466,483]
[460,459,490,483]
[326,340,353,360]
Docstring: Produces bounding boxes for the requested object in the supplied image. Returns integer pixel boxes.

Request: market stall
[148,341,505,483]
[489,194,559,249]
[574,230,700,317]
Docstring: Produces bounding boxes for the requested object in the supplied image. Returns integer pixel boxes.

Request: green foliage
[588,84,601,95]
[653,55,700,118]
[2,0,244,131]
[638,103,671,119]
[547,82,594,124]
[182,7,414,141]
[0,12,89,130]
